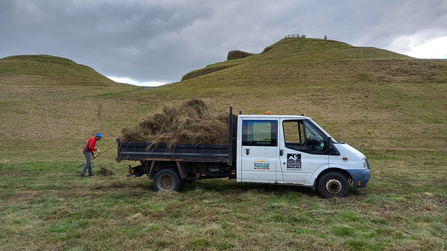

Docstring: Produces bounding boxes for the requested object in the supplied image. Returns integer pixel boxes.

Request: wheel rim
[325,178,343,195]
[158,174,175,191]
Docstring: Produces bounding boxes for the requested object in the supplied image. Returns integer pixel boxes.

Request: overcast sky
[1,0,446,86]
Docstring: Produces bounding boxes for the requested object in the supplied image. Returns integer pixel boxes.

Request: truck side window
[304,121,325,152]
[283,120,305,148]
[242,120,278,146]
[283,120,325,152]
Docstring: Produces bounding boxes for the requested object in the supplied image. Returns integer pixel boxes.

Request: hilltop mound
[181,64,238,81]
[181,38,412,81]
[3,55,79,64]
[227,50,254,60]
[261,38,411,60]
[0,54,116,86]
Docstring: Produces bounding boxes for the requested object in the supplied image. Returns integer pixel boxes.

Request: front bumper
[347,169,371,188]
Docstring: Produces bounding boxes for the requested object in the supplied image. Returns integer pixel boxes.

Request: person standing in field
[81,133,102,177]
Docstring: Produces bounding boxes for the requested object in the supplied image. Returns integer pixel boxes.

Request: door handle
[245,149,250,155]
[280,150,284,156]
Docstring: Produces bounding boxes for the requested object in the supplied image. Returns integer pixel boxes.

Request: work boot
[88,174,94,177]
[80,174,85,177]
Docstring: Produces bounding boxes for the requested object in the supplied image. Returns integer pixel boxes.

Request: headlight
[362,157,369,169]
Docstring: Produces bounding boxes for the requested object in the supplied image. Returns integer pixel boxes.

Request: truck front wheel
[153,169,183,192]
[317,171,349,198]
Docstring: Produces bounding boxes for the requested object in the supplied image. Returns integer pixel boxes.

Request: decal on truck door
[254,160,270,170]
[287,154,301,170]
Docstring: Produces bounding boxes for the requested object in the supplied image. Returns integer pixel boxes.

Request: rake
[77,146,114,168]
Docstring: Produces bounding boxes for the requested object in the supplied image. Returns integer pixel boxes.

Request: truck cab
[236,115,371,198]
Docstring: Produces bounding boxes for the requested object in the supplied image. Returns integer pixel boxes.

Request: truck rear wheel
[153,169,183,192]
[317,171,349,198]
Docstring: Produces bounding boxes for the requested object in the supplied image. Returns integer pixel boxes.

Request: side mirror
[324,137,332,151]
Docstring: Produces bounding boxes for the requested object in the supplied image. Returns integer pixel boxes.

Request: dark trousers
[81,152,93,176]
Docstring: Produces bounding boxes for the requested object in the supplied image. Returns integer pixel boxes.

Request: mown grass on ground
[0,150,446,250]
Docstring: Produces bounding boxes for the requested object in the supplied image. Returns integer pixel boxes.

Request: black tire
[317,171,349,198]
[153,169,183,192]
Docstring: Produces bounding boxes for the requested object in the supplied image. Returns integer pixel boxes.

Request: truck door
[279,119,329,185]
[240,119,281,183]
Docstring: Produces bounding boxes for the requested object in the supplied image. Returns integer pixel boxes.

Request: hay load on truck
[116,102,371,198]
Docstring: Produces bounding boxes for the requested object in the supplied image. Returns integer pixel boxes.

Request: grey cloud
[1,0,446,84]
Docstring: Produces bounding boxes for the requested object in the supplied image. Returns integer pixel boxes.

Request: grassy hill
[1,39,446,250]
[0,55,145,161]
[149,38,447,156]
[1,55,114,84]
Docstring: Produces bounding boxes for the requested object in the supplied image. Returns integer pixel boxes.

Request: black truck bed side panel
[117,139,231,163]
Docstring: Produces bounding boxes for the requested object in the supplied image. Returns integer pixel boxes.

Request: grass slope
[1,55,113,85]
[0,55,142,161]
[1,39,447,250]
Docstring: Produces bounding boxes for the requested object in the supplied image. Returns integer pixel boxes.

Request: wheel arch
[152,168,183,192]
[311,167,353,191]
[147,161,177,180]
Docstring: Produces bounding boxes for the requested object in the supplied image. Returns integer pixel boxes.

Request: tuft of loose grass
[97,166,115,176]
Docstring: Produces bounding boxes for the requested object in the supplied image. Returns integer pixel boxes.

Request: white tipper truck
[117,108,371,198]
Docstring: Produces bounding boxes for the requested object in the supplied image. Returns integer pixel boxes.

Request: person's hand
[97,149,101,153]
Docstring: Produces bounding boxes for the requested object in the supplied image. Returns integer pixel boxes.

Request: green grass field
[1,38,446,250]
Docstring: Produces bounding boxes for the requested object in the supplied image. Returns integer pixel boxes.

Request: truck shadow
[182,179,318,197]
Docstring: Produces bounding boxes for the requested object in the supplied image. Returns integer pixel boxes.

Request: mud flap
[127,165,145,177]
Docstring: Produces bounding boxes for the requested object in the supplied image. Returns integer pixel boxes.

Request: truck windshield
[306,119,338,143]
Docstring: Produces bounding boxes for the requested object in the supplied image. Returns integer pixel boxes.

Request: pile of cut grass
[121,99,232,146]
[97,166,115,176]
